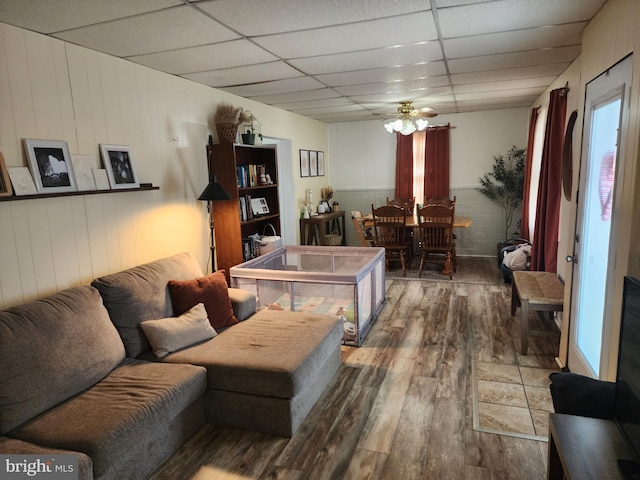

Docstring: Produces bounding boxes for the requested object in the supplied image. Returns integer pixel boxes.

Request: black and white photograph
[24,139,77,194]
[100,144,139,189]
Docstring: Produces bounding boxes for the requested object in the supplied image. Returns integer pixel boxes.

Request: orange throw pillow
[168,270,239,330]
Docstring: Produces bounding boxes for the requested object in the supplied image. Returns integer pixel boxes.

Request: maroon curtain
[521,107,540,241]
[531,89,567,272]
[423,124,450,199]
[395,132,414,198]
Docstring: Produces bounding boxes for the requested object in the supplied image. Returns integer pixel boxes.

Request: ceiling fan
[383,101,438,135]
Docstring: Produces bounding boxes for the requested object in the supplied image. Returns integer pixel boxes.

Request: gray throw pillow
[140,303,217,358]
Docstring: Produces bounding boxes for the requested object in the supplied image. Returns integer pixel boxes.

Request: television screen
[615,276,640,461]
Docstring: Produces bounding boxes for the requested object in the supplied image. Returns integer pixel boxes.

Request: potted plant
[478,145,526,256]
[214,103,251,143]
[241,112,262,145]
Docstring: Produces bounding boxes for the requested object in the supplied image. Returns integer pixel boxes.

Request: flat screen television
[615,276,640,476]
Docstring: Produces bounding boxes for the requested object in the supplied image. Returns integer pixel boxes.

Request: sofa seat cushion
[92,253,204,357]
[0,286,125,435]
[162,309,342,399]
[9,359,206,479]
[0,437,94,480]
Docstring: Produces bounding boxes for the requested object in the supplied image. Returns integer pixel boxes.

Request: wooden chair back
[386,196,416,214]
[351,212,375,247]
[416,204,456,279]
[418,204,455,225]
[424,195,456,210]
[372,205,407,247]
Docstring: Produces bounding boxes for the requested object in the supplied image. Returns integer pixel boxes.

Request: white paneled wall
[0,23,327,309]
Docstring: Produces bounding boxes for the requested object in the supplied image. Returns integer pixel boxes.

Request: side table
[300,211,346,246]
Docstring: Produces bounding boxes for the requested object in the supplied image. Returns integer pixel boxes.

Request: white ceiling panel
[315,63,447,88]
[54,6,239,57]
[334,78,451,96]
[453,63,570,85]
[0,0,607,122]
[127,39,279,75]
[289,42,443,75]
[443,23,587,59]
[182,61,302,87]
[252,12,437,59]
[438,0,606,38]
[197,0,431,36]
[0,0,181,34]
[250,88,341,104]
[220,77,326,97]
[448,45,581,74]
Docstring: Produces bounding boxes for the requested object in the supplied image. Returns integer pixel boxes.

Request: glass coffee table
[229,245,386,346]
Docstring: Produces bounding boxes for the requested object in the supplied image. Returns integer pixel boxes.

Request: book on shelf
[237,164,268,188]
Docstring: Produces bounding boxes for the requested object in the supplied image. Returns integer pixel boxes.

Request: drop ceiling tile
[273,97,355,111]
[334,77,451,96]
[438,0,606,38]
[54,6,239,57]
[443,23,586,59]
[220,76,326,97]
[253,12,437,59]
[448,45,581,74]
[127,40,278,75]
[455,87,545,102]
[0,0,181,34]
[182,61,302,87]
[315,62,447,88]
[290,104,366,115]
[249,88,340,104]
[350,89,453,107]
[454,77,558,94]
[197,0,430,36]
[289,42,442,75]
[306,110,379,122]
[453,63,569,85]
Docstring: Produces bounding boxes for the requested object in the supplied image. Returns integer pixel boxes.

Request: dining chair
[351,211,375,247]
[416,204,456,279]
[371,204,410,276]
[386,196,416,214]
[424,195,456,209]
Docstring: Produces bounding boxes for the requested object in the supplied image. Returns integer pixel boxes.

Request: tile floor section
[472,361,557,442]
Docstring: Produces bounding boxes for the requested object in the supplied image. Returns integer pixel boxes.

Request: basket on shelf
[216,123,238,143]
[323,231,343,246]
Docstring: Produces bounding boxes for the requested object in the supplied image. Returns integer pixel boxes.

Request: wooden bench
[511,271,564,355]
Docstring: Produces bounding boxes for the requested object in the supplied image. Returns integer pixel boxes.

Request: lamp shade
[198,177,231,201]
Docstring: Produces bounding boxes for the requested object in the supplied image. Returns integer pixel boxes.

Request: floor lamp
[198,176,231,273]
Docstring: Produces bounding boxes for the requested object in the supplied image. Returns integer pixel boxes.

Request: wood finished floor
[150,271,560,480]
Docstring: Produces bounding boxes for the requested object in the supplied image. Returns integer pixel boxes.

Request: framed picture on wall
[299,149,309,177]
[309,150,318,177]
[23,138,77,194]
[0,151,13,197]
[317,151,325,176]
[100,144,140,189]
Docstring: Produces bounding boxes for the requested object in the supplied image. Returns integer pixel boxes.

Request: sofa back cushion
[91,252,204,357]
[0,286,125,434]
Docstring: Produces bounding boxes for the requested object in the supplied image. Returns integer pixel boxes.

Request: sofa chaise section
[92,252,343,436]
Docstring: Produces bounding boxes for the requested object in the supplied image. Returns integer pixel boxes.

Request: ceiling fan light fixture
[384,117,428,135]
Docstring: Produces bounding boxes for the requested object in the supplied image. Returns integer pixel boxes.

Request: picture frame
[299,149,309,177]
[309,150,318,177]
[317,151,325,176]
[0,151,13,197]
[23,139,77,194]
[99,144,140,189]
[250,197,270,216]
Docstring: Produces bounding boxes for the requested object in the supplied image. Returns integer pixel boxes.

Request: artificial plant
[478,145,526,240]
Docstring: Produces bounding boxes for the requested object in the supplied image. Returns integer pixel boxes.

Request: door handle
[566,254,578,264]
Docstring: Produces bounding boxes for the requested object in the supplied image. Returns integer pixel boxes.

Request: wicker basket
[216,123,238,143]
[323,231,343,246]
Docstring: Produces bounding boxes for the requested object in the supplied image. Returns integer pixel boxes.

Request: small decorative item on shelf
[240,111,262,145]
[214,103,251,143]
[321,185,334,202]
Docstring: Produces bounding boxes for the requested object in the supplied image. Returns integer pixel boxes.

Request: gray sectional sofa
[0,253,343,480]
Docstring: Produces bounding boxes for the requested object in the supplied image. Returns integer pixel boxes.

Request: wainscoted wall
[338,187,513,257]
[0,22,327,309]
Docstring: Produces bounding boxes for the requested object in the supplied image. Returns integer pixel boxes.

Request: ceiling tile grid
[0,0,608,123]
